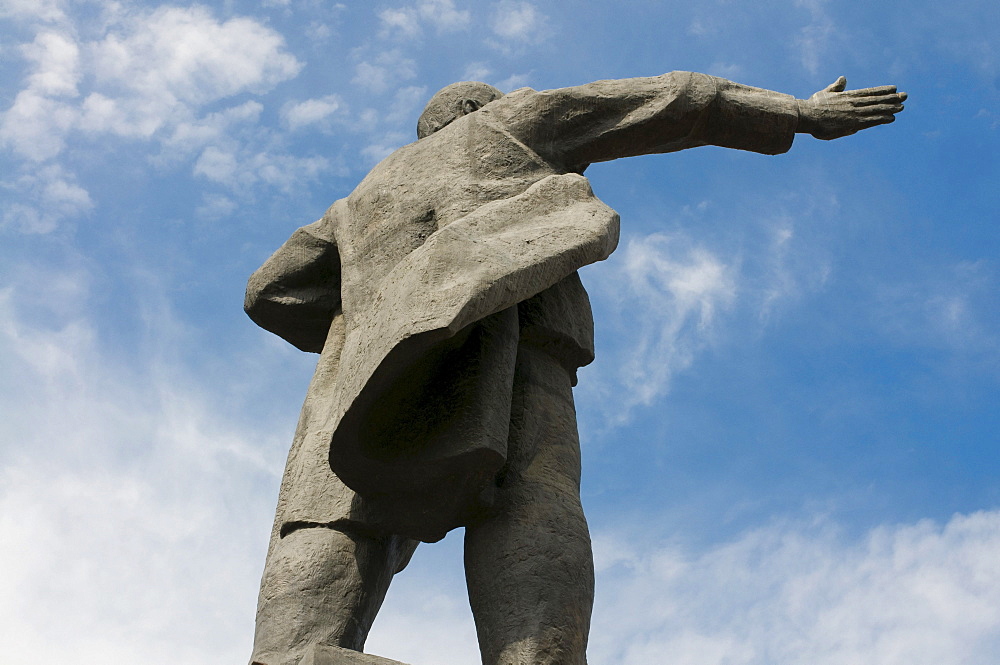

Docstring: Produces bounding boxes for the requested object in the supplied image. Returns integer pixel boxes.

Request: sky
[1,1,998,663]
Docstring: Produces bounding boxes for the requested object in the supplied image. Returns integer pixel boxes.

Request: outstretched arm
[490,72,800,169]
[796,76,907,140]
[488,72,905,170]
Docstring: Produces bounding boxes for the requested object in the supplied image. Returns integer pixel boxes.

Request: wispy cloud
[378,0,471,40]
[579,184,840,431]
[752,211,832,323]
[0,269,295,664]
[352,49,418,94]
[379,6,423,39]
[385,85,429,126]
[365,534,480,664]
[590,511,1000,664]
[1,164,92,233]
[362,509,1000,665]
[158,100,264,158]
[793,0,836,76]
[873,259,999,364]
[361,131,411,165]
[193,146,329,193]
[462,61,493,81]
[490,0,547,43]
[584,232,737,425]
[0,0,68,23]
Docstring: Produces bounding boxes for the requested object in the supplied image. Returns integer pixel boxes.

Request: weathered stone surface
[301,644,411,665]
[244,72,905,665]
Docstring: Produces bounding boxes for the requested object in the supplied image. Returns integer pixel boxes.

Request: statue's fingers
[864,103,905,115]
[845,85,898,97]
[851,93,907,107]
[859,115,896,129]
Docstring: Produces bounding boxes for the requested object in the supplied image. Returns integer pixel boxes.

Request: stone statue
[245,72,905,665]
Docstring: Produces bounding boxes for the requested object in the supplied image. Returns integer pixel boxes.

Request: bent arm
[492,71,800,169]
[245,211,341,353]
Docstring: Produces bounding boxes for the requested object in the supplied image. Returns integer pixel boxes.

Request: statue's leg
[465,345,595,665]
[250,524,418,665]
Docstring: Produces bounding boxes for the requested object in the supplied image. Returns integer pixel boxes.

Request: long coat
[246,72,799,541]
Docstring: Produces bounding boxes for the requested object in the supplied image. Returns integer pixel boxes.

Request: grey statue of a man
[245,72,905,665]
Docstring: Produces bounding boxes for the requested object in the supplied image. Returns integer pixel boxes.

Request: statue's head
[416,81,503,139]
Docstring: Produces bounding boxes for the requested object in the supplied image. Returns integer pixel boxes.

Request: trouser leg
[464,346,595,665]
[250,524,418,665]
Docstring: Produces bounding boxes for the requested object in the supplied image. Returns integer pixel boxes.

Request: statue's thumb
[826,76,848,92]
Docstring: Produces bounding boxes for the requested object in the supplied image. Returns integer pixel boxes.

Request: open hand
[797,76,907,140]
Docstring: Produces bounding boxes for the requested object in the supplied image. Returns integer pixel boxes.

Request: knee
[254,526,410,660]
[260,525,416,600]
[260,527,360,600]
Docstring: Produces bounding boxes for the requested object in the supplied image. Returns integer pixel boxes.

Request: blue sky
[1,1,998,663]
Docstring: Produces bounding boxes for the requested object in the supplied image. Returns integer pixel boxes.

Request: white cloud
[496,71,532,92]
[589,511,1000,665]
[0,271,290,665]
[418,0,471,32]
[22,30,80,96]
[352,50,418,94]
[378,0,471,39]
[2,218,997,665]
[0,5,306,230]
[159,101,264,157]
[194,146,329,192]
[195,193,237,220]
[282,95,345,131]
[1,164,92,233]
[100,6,300,102]
[687,16,715,37]
[365,534,480,664]
[42,169,92,213]
[462,61,492,81]
[752,212,831,323]
[0,89,78,160]
[361,131,411,165]
[585,232,736,422]
[379,6,423,39]
[386,85,428,126]
[0,0,68,23]
[0,31,81,159]
[490,0,546,42]
[707,61,745,80]
[580,183,841,431]
[794,0,836,76]
[85,6,300,135]
[360,508,1000,665]
[2,6,301,157]
[305,20,333,41]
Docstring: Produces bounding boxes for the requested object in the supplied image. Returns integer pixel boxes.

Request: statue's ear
[462,99,481,115]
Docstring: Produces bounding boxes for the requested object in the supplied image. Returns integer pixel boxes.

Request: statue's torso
[332,110,597,370]
[336,112,556,321]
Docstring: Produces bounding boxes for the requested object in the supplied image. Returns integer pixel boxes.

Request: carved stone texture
[302,644,412,665]
[245,73,904,665]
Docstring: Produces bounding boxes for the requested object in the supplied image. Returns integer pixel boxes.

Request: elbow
[244,269,268,320]
[661,71,718,114]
